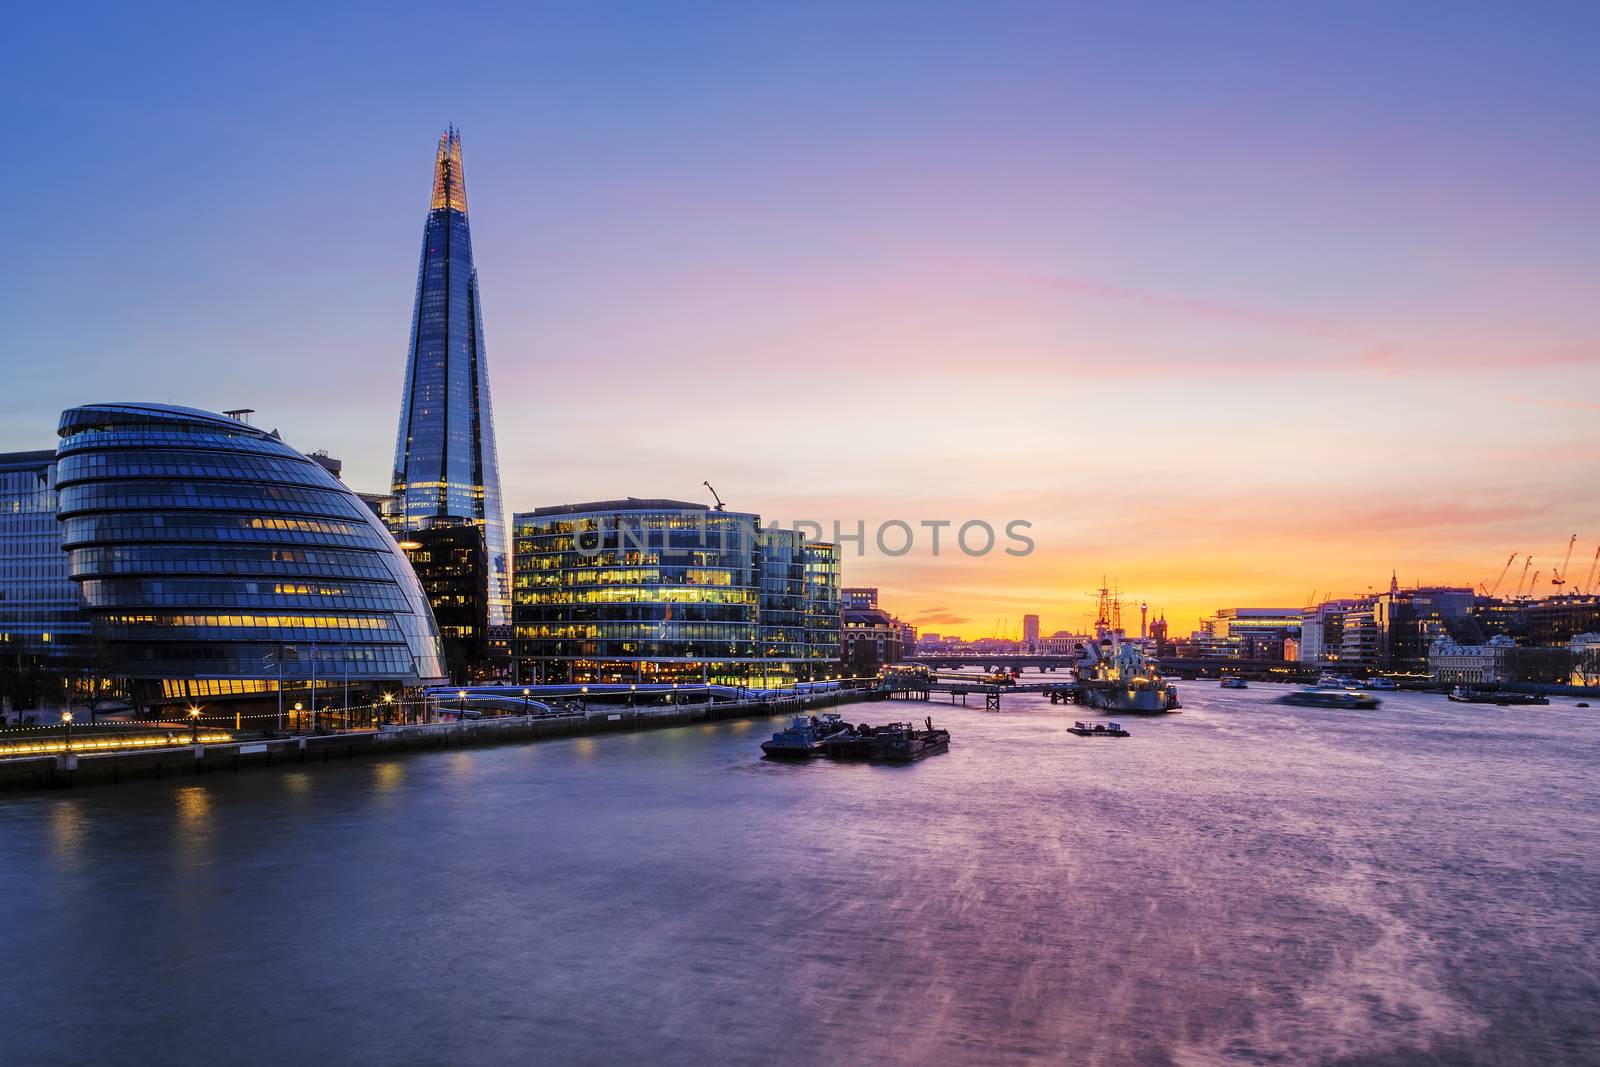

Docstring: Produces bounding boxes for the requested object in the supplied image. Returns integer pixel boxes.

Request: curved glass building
[56,403,447,708]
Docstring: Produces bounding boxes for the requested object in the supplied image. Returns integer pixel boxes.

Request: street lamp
[187,704,202,744]
[522,687,531,716]
[457,689,467,719]
[293,701,303,732]
[61,709,73,751]
[381,691,394,726]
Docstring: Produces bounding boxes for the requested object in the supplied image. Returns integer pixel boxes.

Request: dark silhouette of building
[399,522,490,682]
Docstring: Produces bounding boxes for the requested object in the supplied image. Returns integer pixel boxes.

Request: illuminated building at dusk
[1192,608,1301,660]
[390,127,509,627]
[55,403,447,709]
[0,450,88,656]
[511,500,840,685]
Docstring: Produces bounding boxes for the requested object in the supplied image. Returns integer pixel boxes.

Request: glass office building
[512,500,842,685]
[391,127,509,627]
[55,403,447,708]
[0,450,89,654]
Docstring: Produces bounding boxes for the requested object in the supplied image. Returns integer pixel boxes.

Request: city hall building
[54,403,448,711]
[511,499,841,686]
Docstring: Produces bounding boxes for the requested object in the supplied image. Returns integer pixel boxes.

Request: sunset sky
[4,3,1598,637]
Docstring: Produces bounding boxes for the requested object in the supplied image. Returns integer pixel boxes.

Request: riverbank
[0,690,870,793]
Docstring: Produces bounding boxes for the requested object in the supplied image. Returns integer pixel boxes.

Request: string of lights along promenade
[389,127,510,626]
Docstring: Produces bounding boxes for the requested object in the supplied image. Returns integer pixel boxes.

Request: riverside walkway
[0,687,867,793]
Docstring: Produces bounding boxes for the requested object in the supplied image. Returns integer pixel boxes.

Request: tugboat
[760,714,851,759]
[1277,688,1380,709]
[1447,686,1549,706]
[1069,720,1130,737]
[1219,676,1248,690]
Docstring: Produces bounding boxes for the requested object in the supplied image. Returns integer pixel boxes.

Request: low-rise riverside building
[1428,634,1515,685]
[54,403,448,713]
[841,587,914,676]
[511,499,841,686]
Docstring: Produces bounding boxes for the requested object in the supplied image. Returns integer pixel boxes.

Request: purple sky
[4,3,1597,634]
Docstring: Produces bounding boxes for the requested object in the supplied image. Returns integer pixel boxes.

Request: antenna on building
[223,408,255,424]
[702,481,726,511]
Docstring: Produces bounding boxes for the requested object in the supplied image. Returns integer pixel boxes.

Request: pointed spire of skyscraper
[430,125,468,214]
[393,128,507,625]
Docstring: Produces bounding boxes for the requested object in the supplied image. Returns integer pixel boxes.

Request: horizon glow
[3,4,1597,638]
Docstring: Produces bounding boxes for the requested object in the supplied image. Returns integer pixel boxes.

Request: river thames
[3,685,1597,1065]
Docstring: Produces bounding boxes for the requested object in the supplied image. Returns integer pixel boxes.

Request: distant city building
[55,403,447,710]
[1148,615,1171,657]
[511,500,841,685]
[1193,608,1301,660]
[1569,633,1600,688]
[843,587,878,610]
[398,522,490,683]
[1305,584,1477,671]
[389,127,509,627]
[1299,598,1364,665]
[1373,584,1477,672]
[1428,634,1515,685]
[1022,614,1040,650]
[0,450,89,657]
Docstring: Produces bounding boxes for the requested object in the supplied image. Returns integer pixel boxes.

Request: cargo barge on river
[762,715,950,763]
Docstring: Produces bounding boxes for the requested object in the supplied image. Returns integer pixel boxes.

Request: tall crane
[1529,571,1542,596]
[1515,556,1534,598]
[702,481,726,511]
[1585,546,1600,596]
[1550,534,1578,593]
[1483,552,1517,597]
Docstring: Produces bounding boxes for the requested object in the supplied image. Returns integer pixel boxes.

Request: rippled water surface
[3,686,1599,1065]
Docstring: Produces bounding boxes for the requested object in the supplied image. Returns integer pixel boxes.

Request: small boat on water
[1446,686,1549,706]
[1278,688,1380,709]
[760,714,851,759]
[1363,677,1399,691]
[1069,720,1130,737]
[1219,677,1248,690]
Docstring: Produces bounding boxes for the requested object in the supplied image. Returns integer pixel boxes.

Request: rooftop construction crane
[1515,555,1534,598]
[1585,546,1600,596]
[702,481,726,511]
[1529,570,1542,596]
[1482,552,1517,597]
[1550,534,1578,593]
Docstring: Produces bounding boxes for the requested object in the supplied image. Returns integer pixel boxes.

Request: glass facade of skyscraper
[0,450,89,654]
[391,127,509,626]
[512,500,842,685]
[55,403,447,707]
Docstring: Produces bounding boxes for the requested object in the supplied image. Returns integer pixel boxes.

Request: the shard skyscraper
[392,127,509,625]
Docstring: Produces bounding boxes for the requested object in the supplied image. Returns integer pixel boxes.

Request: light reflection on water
[1,686,1597,1065]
